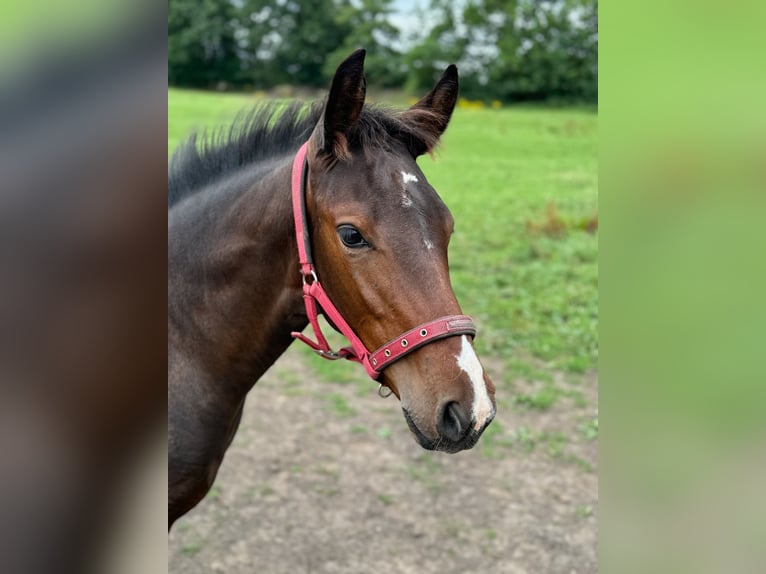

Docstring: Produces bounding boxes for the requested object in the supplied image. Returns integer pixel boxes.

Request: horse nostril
[437,401,471,442]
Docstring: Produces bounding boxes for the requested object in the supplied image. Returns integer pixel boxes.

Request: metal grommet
[420,329,428,337]
[384,349,391,357]
[372,358,377,366]
[401,339,408,347]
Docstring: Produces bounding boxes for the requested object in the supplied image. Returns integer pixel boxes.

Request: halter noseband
[289,142,477,383]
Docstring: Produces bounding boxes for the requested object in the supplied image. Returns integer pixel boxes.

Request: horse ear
[313,49,367,161]
[402,64,459,155]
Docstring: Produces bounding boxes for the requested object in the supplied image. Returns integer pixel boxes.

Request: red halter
[290,142,477,381]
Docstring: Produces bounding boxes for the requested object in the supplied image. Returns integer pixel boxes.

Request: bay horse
[168,49,496,527]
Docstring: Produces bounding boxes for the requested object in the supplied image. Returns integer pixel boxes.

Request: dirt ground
[168,347,598,573]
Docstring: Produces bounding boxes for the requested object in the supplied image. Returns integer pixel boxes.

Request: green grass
[168,89,598,378]
[377,493,395,506]
[428,107,598,373]
[323,393,356,418]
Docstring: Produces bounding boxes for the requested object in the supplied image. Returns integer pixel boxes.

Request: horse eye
[337,225,369,248]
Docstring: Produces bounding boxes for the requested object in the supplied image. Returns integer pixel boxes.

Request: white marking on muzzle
[455,335,494,431]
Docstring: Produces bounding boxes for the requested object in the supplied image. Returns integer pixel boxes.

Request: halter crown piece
[289,142,477,383]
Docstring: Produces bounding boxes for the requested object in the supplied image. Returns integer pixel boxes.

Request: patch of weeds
[350,424,367,434]
[568,455,596,472]
[275,368,301,387]
[304,352,359,384]
[565,453,595,473]
[206,485,221,501]
[514,385,560,411]
[354,379,373,397]
[511,425,537,452]
[314,485,340,496]
[376,426,392,439]
[324,393,356,418]
[377,493,394,506]
[505,356,553,384]
[578,504,594,518]
[480,420,513,459]
[485,528,497,540]
[564,353,592,373]
[525,201,597,238]
[289,464,303,474]
[315,465,339,480]
[258,485,275,497]
[407,454,443,495]
[578,413,598,441]
[563,388,588,408]
[181,541,203,556]
[506,425,593,471]
[540,431,568,458]
[298,319,364,385]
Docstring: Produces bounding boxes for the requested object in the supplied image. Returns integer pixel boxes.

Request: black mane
[168,99,440,208]
[168,101,318,207]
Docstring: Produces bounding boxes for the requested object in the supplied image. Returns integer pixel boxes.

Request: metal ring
[302,269,318,285]
[378,384,393,398]
[384,349,391,357]
[401,339,408,347]
[420,329,428,337]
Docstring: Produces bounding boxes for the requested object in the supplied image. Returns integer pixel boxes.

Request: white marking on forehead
[401,171,419,184]
[424,239,434,251]
[455,335,494,430]
[400,172,417,208]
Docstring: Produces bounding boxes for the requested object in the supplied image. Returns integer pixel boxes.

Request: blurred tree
[168,0,240,87]
[322,0,405,88]
[404,0,468,93]
[460,0,597,102]
[168,0,598,103]
[258,0,352,87]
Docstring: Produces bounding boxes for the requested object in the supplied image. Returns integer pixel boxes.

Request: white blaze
[424,239,434,251]
[401,171,417,208]
[401,171,419,184]
[455,335,494,430]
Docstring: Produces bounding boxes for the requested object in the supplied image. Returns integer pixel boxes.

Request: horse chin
[402,408,481,454]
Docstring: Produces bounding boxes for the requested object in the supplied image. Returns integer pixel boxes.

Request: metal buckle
[315,348,342,360]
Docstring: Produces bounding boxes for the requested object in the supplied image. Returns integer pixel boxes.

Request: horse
[168,49,497,527]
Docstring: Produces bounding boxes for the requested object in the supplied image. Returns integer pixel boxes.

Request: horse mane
[168,99,442,208]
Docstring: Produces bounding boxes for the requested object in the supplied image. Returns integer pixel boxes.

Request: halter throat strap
[289,142,476,380]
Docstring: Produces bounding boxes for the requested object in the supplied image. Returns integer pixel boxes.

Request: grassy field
[168,88,598,407]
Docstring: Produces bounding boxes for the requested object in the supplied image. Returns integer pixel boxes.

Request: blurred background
[168,1,598,573]
[4,0,766,572]
[168,0,597,104]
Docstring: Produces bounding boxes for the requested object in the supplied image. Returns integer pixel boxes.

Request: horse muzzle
[403,403,495,454]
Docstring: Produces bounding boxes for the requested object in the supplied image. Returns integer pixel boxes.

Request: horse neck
[168,157,306,393]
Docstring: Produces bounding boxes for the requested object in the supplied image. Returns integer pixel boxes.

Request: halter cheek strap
[289,142,477,381]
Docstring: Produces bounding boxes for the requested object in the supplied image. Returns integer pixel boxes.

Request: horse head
[302,50,496,453]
